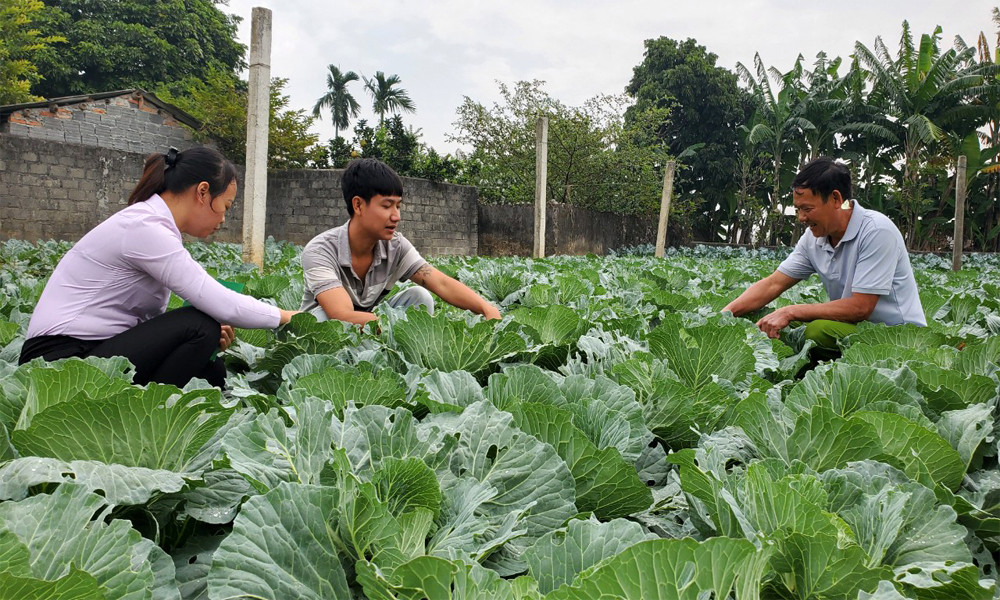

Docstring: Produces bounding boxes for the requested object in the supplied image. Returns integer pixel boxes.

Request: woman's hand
[219,324,235,351]
[279,309,300,325]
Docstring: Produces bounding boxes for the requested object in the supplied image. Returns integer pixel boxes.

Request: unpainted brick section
[1,95,196,157]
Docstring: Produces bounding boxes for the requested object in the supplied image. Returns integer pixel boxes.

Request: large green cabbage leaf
[545,537,763,600]
[220,396,335,492]
[506,401,653,519]
[523,516,657,594]
[0,457,186,506]
[12,384,232,473]
[390,310,526,377]
[207,482,352,600]
[647,314,757,388]
[421,400,577,574]
[0,484,179,600]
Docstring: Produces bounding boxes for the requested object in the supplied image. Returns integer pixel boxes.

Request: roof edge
[0,89,203,130]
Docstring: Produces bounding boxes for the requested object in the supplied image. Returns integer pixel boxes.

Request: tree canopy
[728,19,1000,250]
[0,0,63,104]
[156,72,324,169]
[29,0,245,98]
[625,37,750,236]
[451,80,674,218]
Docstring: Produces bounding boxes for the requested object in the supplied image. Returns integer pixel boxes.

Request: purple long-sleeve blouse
[27,194,280,340]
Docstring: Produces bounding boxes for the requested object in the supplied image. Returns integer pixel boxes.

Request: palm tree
[312,65,361,139]
[364,71,416,124]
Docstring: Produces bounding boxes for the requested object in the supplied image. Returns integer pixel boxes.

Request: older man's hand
[756,307,795,339]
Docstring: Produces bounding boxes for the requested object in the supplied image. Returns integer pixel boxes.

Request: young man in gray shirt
[723,157,925,360]
[300,158,501,326]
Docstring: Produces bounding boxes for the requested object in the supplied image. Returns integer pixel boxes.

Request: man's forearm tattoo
[413,264,433,284]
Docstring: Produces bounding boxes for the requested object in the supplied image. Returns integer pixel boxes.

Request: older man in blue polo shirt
[723,157,924,361]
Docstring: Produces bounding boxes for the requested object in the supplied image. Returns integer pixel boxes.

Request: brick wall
[1,135,665,257]
[0,137,139,240]
[263,169,477,254]
[1,94,197,156]
[0,136,478,256]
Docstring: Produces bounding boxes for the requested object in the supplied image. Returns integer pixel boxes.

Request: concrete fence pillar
[242,7,272,270]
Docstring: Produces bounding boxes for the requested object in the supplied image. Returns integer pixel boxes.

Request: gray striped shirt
[300,222,426,313]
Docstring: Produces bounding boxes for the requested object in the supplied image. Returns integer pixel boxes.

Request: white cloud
[224,0,996,155]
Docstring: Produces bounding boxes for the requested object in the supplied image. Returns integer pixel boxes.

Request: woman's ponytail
[127,146,237,205]
[128,153,169,205]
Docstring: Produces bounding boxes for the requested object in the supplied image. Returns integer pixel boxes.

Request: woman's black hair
[128,146,238,205]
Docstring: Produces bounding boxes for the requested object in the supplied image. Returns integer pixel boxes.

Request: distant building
[0,89,206,156]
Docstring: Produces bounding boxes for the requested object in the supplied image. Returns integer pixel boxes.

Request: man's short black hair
[341,158,404,216]
[792,156,852,202]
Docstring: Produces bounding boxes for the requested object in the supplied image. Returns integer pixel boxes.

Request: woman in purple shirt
[19,146,297,387]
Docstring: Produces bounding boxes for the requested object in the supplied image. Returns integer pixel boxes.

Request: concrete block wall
[0,136,478,256]
[1,135,657,258]
[1,94,197,156]
[478,202,658,256]
[0,136,140,240]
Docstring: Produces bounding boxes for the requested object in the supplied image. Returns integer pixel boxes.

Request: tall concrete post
[533,116,548,259]
[952,155,968,271]
[654,160,676,258]
[242,7,271,270]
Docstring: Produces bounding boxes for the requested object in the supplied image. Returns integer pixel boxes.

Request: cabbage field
[2,238,1000,599]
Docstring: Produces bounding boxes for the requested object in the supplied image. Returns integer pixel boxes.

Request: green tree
[967,9,1000,250]
[339,116,466,182]
[312,64,361,140]
[798,53,851,160]
[268,79,326,169]
[352,115,419,174]
[157,73,324,169]
[0,0,63,104]
[833,54,901,217]
[364,71,415,124]
[410,147,465,183]
[624,37,749,236]
[327,136,354,169]
[450,80,670,216]
[30,0,244,98]
[730,123,770,244]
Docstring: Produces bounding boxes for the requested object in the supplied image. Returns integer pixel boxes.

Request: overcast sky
[224,0,997,154]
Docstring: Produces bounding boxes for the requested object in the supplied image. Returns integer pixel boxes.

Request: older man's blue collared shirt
[777,200,925,326]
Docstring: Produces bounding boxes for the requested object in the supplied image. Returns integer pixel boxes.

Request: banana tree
[799,52,852,160]
[962,11,1000,250]
[736,53,816,245]
[854,22,997,247]
[837,55,902,215]
[926,131,1000,251]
